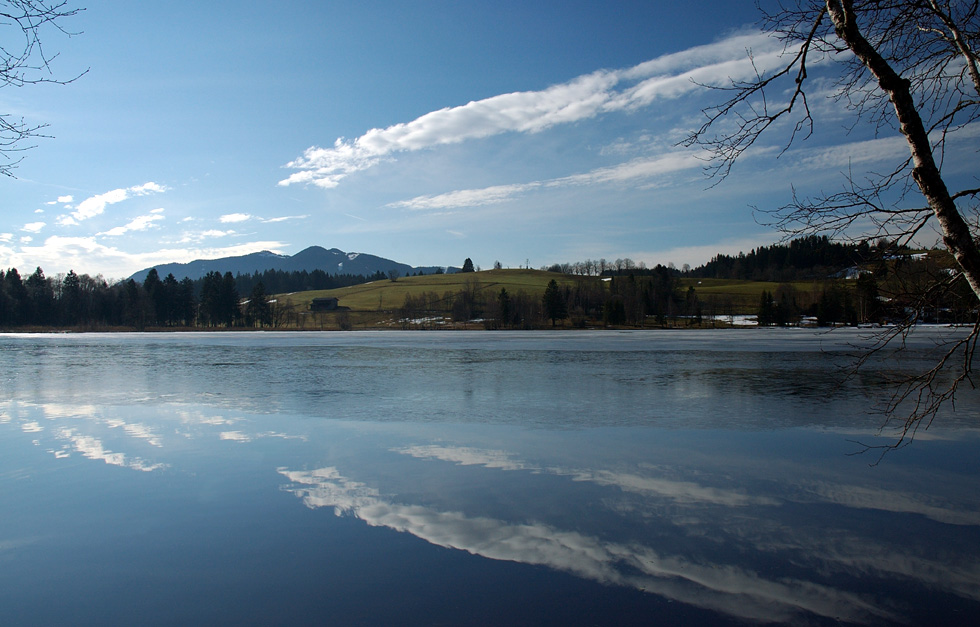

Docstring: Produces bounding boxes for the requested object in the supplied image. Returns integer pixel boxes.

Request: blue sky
[2,1,972,280]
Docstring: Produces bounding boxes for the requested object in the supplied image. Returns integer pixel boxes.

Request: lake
[1,329,978,625]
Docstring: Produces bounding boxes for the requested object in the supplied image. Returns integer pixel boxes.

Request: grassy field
[278,269,582,311]
[275,269,589,329]
[270,269,841,330]
[677,278,824,310]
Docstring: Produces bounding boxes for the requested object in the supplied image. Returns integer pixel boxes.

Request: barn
[310,297,339,311]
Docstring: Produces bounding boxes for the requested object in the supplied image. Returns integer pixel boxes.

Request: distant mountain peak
[128,246,432,282]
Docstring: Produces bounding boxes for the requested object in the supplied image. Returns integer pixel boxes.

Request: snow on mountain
[129,246,419,282]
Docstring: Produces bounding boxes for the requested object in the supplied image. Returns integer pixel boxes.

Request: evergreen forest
[0,236,974,330]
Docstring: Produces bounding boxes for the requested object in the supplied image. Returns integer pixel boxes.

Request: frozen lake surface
[1,329,978,625]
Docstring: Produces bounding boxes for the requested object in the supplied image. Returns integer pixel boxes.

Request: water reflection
[276,434,980,624]
[2,332,979,625]
[394,444,780,506]
[278,465,891,624]
[57,427,167,472]
[4,395,979,624]
[4,329,977,432]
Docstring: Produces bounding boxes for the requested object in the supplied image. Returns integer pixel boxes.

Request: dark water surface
[1,330,978,625]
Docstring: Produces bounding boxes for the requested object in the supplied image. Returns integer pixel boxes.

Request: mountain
[128,246,433,282]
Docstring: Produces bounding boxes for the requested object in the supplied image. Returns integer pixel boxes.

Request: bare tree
[1,1,85,177]
[685,0,980,449]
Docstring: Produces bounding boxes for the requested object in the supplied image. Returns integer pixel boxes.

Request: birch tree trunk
[826,0,980,301]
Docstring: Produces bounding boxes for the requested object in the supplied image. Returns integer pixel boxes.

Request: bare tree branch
[688,0,980,452]
[0,1,86,177]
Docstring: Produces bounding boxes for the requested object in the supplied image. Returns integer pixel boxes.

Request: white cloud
[0,233,12,243]
[97,212,165,237]
[6,235,286,278]
[281,31,779,189]
[21,221,45,233]
[99,227,128,238]
[19,236,32,243]
[389,150,704,210]
[219,213,252,223]
[130,182,165,195]
[69,182,167,222]
[261,214,309,223]
[72,188,130,220]
[176,229,236,244]
[392,183,541,210]
[792,135,908,171]
[552,151,704,186]
[600,135,652,156]
[56,215,78,227]
[47,194,74,206]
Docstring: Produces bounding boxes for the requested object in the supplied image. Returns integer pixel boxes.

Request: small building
[310,297,339,312]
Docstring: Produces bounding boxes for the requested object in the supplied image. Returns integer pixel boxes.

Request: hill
[275,268,587,329]
[129,246,440,282]
[280,268,578,312]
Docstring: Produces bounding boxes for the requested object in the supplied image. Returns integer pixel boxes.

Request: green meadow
[274,269,824,329]
[279,269,578,310]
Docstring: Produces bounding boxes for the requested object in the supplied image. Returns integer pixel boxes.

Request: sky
[2,0,975,280]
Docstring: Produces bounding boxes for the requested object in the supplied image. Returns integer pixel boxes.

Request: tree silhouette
[543,279,567,327]
[497,288,511,328]
[245,282,272,327]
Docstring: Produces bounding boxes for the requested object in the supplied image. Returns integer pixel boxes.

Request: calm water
[1,329,978,626]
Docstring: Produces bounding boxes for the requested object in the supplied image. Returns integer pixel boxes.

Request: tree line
[5,235,971,330]
[397,271,702,329]
[688,236,891,282]
[544,236,903,282]
[547,236,975,328]
[752,254,976,327]
[0,266,389,329]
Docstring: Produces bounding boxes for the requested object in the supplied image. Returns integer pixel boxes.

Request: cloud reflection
[279,466,894,625]
[805,481,980,526]
[396,445,531,471]
[388,442,980,616]
[104,418,163,447]
[220,431,251,442]
[220,430,308,443]
[395,445,777,507]
[397,443,980,524]
[58,428,166,472]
